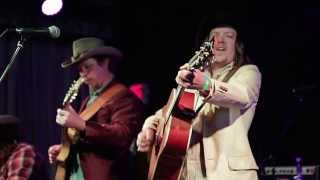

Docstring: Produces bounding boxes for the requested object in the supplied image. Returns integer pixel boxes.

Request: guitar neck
[164,85,184,125]
[163,42,210,121]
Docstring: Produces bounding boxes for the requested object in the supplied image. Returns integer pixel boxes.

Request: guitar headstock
[62,77,85,106]
[188,41,213,70]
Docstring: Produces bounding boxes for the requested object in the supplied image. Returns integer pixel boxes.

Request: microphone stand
[0,35,27,84]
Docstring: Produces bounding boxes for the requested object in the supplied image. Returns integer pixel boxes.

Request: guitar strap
[80,83,126,121]
[67,82,127,142]
[221,65,240,83]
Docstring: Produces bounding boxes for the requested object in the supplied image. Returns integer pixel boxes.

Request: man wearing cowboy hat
[48,37,145,180]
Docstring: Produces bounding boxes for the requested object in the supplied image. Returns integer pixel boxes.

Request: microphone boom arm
[0,35,27,84]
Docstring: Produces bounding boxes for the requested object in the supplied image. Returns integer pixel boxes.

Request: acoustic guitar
[55,77,84,180]
[148,42,213,180]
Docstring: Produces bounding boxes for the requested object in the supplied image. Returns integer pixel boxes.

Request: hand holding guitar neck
[176,41,214,91]
[56,105,86,131]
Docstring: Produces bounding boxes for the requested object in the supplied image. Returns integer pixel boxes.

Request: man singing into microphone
[136,13,262,180]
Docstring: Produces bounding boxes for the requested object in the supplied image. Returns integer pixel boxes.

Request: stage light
[41,0,63,16]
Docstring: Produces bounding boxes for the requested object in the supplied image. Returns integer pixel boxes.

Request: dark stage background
[0,0,319,179]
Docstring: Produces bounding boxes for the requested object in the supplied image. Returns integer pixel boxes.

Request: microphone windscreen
[48,25,61,38]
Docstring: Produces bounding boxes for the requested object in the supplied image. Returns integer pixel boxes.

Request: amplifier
[260,165,319,180]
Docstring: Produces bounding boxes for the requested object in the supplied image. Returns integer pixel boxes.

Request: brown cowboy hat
[61,37,123,68]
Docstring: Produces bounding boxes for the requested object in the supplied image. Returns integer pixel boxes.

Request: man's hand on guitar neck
[176,63,212,96]
[136,128,155,152]
[56,105,86,131]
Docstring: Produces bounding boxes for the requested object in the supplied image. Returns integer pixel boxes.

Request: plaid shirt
[0,143,36,180]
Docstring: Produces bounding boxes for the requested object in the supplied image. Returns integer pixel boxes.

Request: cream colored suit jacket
[143,64,262,180]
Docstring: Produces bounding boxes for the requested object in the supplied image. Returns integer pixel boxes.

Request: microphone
[8,25,61,38]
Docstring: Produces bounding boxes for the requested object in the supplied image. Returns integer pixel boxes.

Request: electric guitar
[55,77,85,180]
[148,42,213,180]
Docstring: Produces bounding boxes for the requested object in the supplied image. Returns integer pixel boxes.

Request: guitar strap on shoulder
[221,65,240,83]
[67,83,127,141]
[80,83,127,121]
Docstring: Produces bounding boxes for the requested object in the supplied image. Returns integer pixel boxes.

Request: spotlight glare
[41,0,63,16]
